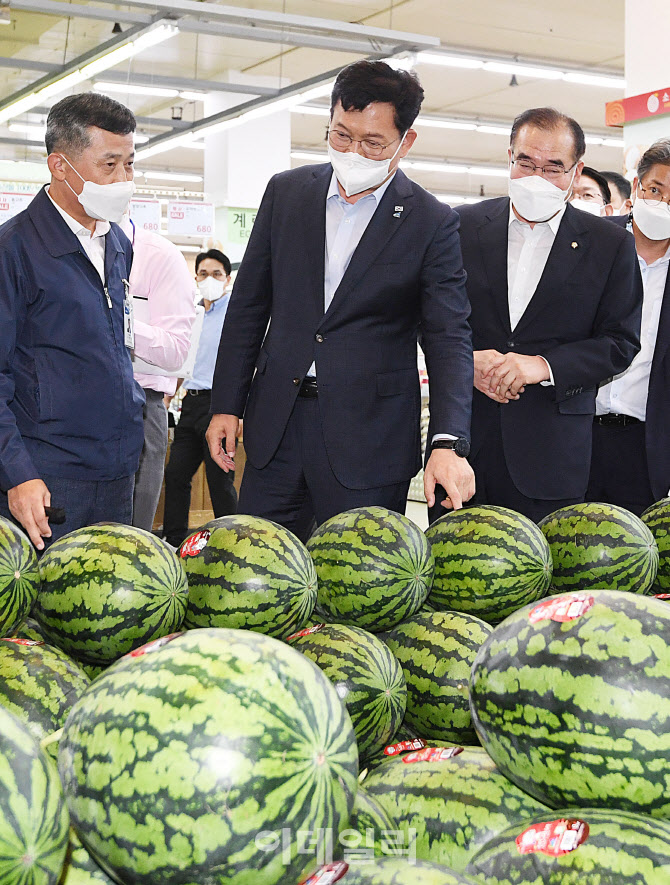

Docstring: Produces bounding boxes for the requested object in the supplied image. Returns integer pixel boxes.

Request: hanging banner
[129,198,162,233]
[606,88,670,127]
[227,207,258,246]
[167,200,214,237]
[0,192,34,224]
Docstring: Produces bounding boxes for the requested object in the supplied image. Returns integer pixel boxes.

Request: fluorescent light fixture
[95,81,179,99]
[8,122,46,140]
[402,160,470,174]
[416,118,477,131]
[475,124,510,136]
[140,170,203,182]
[0,23,178,126]
[602,137,625,148]
[470,166,510,178]
[420,52,483,69]
[291,105,330,117]
[563,72,624,89]
[482,61,562,80]
[434,193,486,204]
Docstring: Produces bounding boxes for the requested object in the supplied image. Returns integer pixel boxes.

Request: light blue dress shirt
[183,292,232,391]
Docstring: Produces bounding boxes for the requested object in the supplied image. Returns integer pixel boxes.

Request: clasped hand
[474,350,550,403]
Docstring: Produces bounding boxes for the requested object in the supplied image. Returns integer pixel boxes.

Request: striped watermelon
[34,524,188,665]
[469,589,670,817]
[362,722,425,773]
[0,638,89,759]
[287,623,406,764]
[182,516,317,637]
[305,858,479,884]
[539,502,658,594]
[465,808,670,884]
[382,611,491,743]
[425,506,552,623]
[13,618,45,642]
[0,516,40,638]
[642,498,670,592]
[308,507,434,633]
[362,747,548,872]
[58,628,358,885]
[0,705,69,884]
[59,833,116,884]
[339,785,399,859]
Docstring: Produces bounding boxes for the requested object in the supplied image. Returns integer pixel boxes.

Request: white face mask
[198,276,227,302]
[328,133,406,198]
[570,198,603,217]
[633,194,670,240]
[60,155,135,223]
[508,168,575,223]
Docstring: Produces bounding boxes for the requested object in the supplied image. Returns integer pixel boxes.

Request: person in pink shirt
[120,213,196,531]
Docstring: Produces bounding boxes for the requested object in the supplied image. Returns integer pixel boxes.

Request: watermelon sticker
[286,624,326,641]
[529,594,594,623]
[180,530,210,557]
[654,594,670,600]
[129,633,184,658]
[403,746,463,764]
[516,819,589,857]
[299,862,349,884]
[384,738,426,756]
[1,638,44,646]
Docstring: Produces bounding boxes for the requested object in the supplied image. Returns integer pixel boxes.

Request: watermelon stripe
[0,519,40,639]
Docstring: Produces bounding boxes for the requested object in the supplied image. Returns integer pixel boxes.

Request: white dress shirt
[46,187,109,282]
[596,243,670,420]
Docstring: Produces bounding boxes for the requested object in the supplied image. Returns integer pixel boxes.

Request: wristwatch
[431,438,470,458]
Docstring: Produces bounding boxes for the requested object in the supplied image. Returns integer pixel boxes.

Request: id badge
[122,279,135,350]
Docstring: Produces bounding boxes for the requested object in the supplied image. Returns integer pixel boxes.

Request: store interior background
[0,0,652,532]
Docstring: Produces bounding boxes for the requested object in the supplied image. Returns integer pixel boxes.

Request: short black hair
[580,166,612,204]
[330,60,424,134]
[46,92,135,156]
[601,170,632,202]
[510,107,586,164]
[637,138,670,184]
[195,249,231,275]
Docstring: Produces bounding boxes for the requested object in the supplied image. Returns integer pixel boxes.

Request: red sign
[607,89,670,127]
[529,594,594,624]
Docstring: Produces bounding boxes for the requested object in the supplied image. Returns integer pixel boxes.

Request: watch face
[455,438,470,458]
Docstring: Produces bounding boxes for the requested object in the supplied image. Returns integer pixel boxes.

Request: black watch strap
[431,438,470,458]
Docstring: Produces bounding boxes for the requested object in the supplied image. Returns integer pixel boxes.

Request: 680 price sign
[168,200,215,237]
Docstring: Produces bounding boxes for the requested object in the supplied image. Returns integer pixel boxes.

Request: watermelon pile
[0,516,40,637]
[642,497,670,592]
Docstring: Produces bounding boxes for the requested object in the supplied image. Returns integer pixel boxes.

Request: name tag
[122,279,134,350]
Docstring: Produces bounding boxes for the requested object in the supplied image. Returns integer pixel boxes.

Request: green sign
[227,207,258,246]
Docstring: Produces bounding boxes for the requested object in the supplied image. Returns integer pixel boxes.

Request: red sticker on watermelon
[529,594,594,624]
[516,819,589,857]
[384,738,426,756]
[179,530,210,557]
[1,638,44,646]
[286,624,326,641]
[299,862,349,884]
[403,746,463,764]
[129,633,184,658]
[654,594,670,600]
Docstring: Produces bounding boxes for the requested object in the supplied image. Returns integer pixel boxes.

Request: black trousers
[163,391,237,546]
[239,395,411,543]
[429,411,582,525]
[586,420,655,517]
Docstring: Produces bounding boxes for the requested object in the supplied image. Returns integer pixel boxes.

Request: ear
[47,153,68,181]
[603,204,614,216]
[398,129,417,158]
[226,275,232,286]
[631,177,639,203]
[624,198,633,213]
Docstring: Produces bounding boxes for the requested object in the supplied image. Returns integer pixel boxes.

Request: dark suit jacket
[458,197,643,500]
[609,213,670,499]
[210,164,473,490]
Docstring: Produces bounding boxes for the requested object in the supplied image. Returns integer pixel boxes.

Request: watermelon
[308,507,434,632]
[0,516,40,638]
[362,722,425,773]
[0,638,89,759]
[425,506,552,623]
[182,516,317,637]
[14,618,45,642]
[539,502,658,594]
[304,858,478,884]
[287,623,406,764]
[58,628,358,885]
[58,833,116,884]
[0,705,69,884]
[382,611,491,743]
[34,523,188,665]
[469,589,670,817]
[465,807,670,884]
[362,747,548,872]
[642,498,670,592]
[337,785,399,860]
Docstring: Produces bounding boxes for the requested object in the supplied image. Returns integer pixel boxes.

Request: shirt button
[315,334,324,343]
[293,378,301,386]
[507,341,515,348]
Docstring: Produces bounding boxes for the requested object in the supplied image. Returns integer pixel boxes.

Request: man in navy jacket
[0,93,144,549]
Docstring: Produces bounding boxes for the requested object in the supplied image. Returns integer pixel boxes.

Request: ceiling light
[416,118,477,131]
[291,105,330,117]
[179,91,207,101]
[95,81,179,99]
[562,72,625,89]
[8,122,46,140]
[482,61,562,80]
[475,124,510,136]
[140,170,204,182]
[419,52,483,69]
[402,160,470,174]
[434,193,486,204]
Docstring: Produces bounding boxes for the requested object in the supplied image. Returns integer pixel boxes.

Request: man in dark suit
[588,140,670,515]
[431,107,642,523]
[206,60,475,541]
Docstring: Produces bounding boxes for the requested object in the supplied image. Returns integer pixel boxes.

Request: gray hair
[46,92,135,156]
[510,107,586,162]
[637,138,670,182]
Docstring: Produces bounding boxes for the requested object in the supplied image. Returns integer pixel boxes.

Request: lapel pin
[571,241,579,249]
[393,205,404,218]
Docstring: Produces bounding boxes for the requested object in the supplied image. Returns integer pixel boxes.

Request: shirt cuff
[431,433,458,443]
[539,356,554,387]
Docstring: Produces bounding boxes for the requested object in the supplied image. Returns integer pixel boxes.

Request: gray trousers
[132,388,168,532]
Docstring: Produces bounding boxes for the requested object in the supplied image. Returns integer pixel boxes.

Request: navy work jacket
[0,186,145,491]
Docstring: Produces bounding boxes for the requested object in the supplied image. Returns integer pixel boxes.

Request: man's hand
[8,479,51,550]
[474,350,518,403]
[487,353,550,399]
[206,414,239,472]
[424,449,476,511]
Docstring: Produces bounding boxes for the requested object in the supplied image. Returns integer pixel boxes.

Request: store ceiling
[0,0,626,202]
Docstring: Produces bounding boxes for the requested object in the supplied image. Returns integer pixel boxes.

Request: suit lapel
[300,164,331,318]
[513,203,590,336]
[477,198,512,333]
[652,262,670,367]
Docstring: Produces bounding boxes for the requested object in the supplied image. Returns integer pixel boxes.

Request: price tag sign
[167,200,214,237]
[129,198,161,233]
[0,192,34,225]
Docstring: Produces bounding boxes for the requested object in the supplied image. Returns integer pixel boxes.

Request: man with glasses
[570,166,614,217]
[206,60,474,541]
[432,107,642,523]
[162,249,237,548]
[587,138,670,515]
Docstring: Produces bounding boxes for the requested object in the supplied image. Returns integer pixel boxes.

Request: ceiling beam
[9,0,152,24]
[0,55,61,73]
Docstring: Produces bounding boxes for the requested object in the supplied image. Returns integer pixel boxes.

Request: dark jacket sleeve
[420,207,474,441]
[209,177,275,416]
[544,230,643,402]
